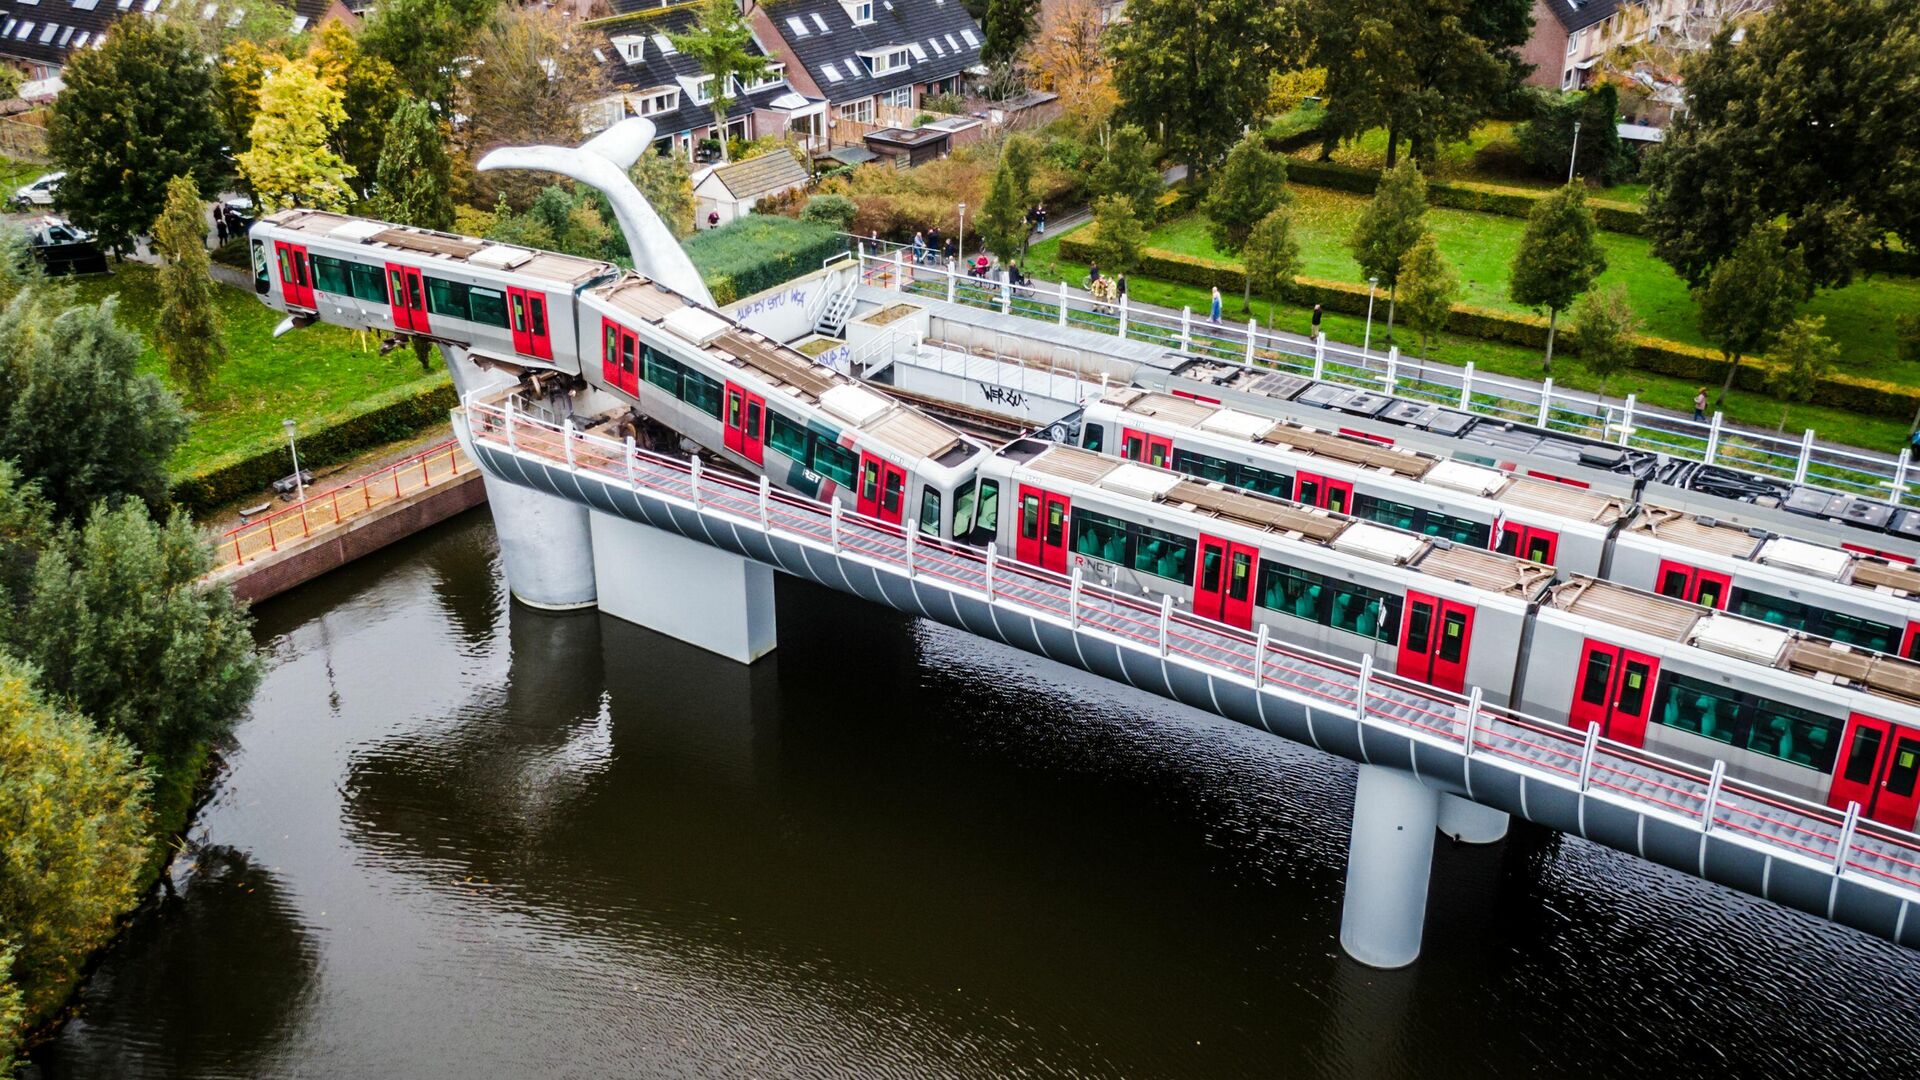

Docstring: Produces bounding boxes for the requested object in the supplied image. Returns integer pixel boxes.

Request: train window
[528,296,547,337]
[467,287,508,327]
[1822,612,1899,655]
[1843,725,1883,784]
[603,325,617,366]
[1021,494,1040,540]
[1886,739,1920,798]
[1070,510,1130,564]
[1732,589,1899,653]
[1404,603,1432,654]
[1652,673,1841,769]
[310,254,350,295]
[1200,548,1223,593]
[681,370,723,419]
[1657,568,1689,598]
[951,479,998,545]
[345,262,387,303]
[861,460,880,502]
[918,489,941,536]
[1083,423,1104,453]
[1743,697,1840,771]
[1438,611,1466,661]
[884,468,905,515]
[644,347,681,396]
[766,412,810,460]
[1131,525,1193,582]
[1244,467,1292,500]
[1328,582,1398,642]
[1041,491,1063,543]
[251,240,269,294]
[1171,448,1233,485]
[1617,660,1650,717]
[1579,649,1613,706]
[1228,552,1251,602]
[1653,674,1742,745]
[1122,434,1144,460]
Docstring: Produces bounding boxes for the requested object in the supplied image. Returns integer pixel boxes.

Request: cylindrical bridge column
[1339,764,1440,969]
[1438,793,1509,844]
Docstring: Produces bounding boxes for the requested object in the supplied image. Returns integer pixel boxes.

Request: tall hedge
[1058,230,1920,423]
[684,215,851,305]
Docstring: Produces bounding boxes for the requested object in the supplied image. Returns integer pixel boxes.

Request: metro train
[250,210,1920,831]
[1081,389,1920,661]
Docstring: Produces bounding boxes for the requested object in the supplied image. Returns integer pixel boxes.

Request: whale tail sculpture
[477,117,714,307]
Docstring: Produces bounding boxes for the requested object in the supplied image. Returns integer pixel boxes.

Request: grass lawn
[1022,227,1915,453]
[0,154,45,196]
[1148,190,1920,377]
[65,264,448,478]
[1294,120,1650,205]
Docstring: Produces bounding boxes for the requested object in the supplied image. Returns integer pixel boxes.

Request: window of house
[612,34,644,63]
[840,98,874,124]
[863,47,910,76]
[691,75,714,104]
[882,86,912,109]
[841,0,874,25]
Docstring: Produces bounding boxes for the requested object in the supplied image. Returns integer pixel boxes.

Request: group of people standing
[909,227,958,266]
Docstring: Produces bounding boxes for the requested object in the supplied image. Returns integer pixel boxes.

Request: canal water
[25,511,1920,1079]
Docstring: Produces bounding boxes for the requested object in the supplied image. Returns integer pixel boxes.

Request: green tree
[308,19,407,197]
[212,39,278,164]
[983,0,1038,68]
[1695,224,1808,409]
[1312,0,1533,167]
[1,943,21,1074]
[1092,124,1163,222]
[1763,315,1839,432]
[239,57,355,212]
[20,503,260,768]
[800,194,858,232]
[1113,0,1293,174]
[1397,232,1458,361]
[1515,84,1630,185]
[0,293,187,521]
[1348,158,1429,341]
[978,147,1031,263]
[362,0,496,114]
[48,18,226,253]
[1508,184,1607,373]
[373,97,455,231]
[1241,206,1302,326]
[1643,0,1920,289]
[1203,132,1290,311]
[0,225,43,305]
[632,152,697,241]
[1088,194,1145,278]
[1570,283,1641,401]
[0,463,53,615]
[0,653,151,1028]
[466,7,611,206]
[152,175,229,401]
[671,0,771,164]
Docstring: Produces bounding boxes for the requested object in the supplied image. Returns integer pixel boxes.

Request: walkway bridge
[454,386,1920,965]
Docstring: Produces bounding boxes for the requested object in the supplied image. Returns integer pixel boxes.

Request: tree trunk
[1384,124,1399,169]
[1420,331,1430,360]
[1715,351,1741,409]
[713,106,729,163]
[1778,406,1790,433]
[1242,274,1252,315]
[1543,307,1558,374]
[1385,285,1397,343]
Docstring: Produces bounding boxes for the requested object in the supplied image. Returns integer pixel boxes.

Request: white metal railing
[463,391,1920,917]
[858,253,1918,511]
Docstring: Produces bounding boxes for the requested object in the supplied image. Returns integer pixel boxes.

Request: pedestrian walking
[214,209,229,246]
[1311,303,1323,336]
[1087,261,1101,287]
[1035,203,1047,234]
[1693,388,1708,422]
[927,226,943,264]
[1210,286,1223,324]
[1115,273,1128,302]
[912,230,927,264]
[943,235,957,262]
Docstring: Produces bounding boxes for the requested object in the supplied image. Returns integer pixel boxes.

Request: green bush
[211,236,250,269]
[1059,230,1920,421]
[799,194,858,232]
[170,380,458,512]
[684,215,850,306]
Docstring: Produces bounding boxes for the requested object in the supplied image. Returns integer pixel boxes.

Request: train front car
[1079,389,1626,576]
[249,209,613,377]
[1520,579,1920,831]
[976,439,1553,701]
[580,272,985,538]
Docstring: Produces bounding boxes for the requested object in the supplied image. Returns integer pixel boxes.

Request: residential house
[749,0,984,133]
[0,0,353,85]
[1521,0,1688,92]
[586,0,809,158]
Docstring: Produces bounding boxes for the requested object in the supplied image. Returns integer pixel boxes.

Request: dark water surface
[25,511,1920,1079]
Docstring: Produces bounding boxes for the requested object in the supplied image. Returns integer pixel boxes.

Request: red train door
[723,383,764,465]
[1295,471,1352,513]
[507,287,551,358]
[1829,713,1920,830]
[602,320,638,394]
[1119,428,1172,468]
[1398,591,1474,693]
[1899,622,1920,662]
[1193,534,1258,629]
[856,452,907,526]
[274,241,313,308]
[1497,522,1559,564]
[1568,639,1660,744]
[1014,485,1070,573]
[385,263,429,333]
[1655,560,1731,610]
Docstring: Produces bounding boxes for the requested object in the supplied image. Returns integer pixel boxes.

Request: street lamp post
[956,202,967,265]
[1568,120,1582,184]
[1363,276,1379,356]
[283,417,308,533]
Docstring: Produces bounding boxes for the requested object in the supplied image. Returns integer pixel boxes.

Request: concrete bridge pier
[1438,794,1510,844]
[589,511,776,664]
[1339,764,1440,969]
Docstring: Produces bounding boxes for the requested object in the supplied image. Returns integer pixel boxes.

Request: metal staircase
[813,279,858,338]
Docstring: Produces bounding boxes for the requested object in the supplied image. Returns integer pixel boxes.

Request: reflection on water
[28,510,1920,1078]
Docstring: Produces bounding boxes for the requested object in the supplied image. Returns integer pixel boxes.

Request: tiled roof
[1538,0,1626,34]
[0,0,345,69]
[594,0,794,136]
[763,0,982,103]
[703,148,807,199]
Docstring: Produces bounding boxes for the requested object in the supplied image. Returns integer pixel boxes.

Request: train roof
[1099,389,1628,526]
[1002,441,1555,601]
[1545,578,1920,708]
[261,209,614,286]
[1626,506,1920,602]
[590,272,974,466]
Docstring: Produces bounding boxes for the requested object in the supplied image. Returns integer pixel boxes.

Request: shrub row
[1058,231,1920,421]
[1283,159,1646,233]
[171,378,459,513]
[683,215,851,305]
